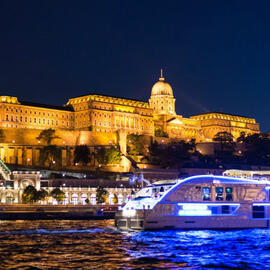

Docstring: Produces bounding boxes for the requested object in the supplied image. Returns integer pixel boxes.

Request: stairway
[0,159,11,180]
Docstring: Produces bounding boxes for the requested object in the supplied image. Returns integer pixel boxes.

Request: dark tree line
[147,139,196,168]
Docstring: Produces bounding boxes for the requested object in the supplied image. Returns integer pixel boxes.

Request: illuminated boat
[115,175,270,230]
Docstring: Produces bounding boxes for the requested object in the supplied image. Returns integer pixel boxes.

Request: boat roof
[181,175,270,185]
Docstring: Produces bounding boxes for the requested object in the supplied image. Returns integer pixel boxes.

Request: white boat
[115,175,270,230]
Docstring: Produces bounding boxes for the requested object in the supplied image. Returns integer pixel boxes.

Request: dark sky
[1,0,270,131]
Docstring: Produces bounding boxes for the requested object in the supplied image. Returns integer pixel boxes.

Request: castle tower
[149,70,176,115]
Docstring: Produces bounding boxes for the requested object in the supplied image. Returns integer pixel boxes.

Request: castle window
[6,108,8,112]
[6,115,8,121]
[29,117,32,123]
[34,118,36,123]
[56,120,58,125]
[47,120,49,124]
[25,117,27,122]
[11,116,13,121]
[39,119,41,124]
[43,119,45,124]
[20,116,22,122]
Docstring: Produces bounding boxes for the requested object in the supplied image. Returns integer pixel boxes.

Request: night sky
[1,1,270,131]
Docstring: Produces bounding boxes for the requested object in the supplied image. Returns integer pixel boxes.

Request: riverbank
[0,204,117,220]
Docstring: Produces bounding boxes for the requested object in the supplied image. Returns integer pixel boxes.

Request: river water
[0,220,269,269]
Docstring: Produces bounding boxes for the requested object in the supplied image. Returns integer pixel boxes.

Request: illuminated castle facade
[0,72,259,140]
[0,72,260,169]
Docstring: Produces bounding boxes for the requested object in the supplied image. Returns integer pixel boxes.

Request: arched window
[118,194,123,204]
[81,193,88,205]
[90,194,96,205]
[71,193,78,205]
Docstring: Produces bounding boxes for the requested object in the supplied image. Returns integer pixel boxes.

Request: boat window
[202,187,211,201]
[215,187,223,201]
[221,205,230,214]
[225,187,233,201]
[252,206,265,219]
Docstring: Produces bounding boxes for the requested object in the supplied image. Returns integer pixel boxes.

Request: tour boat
[115,175,270,230]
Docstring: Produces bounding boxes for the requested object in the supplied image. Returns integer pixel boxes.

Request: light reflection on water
[0,220,269,269]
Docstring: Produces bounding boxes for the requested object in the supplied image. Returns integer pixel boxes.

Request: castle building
[0,72,260,169]
[0,71,260,141]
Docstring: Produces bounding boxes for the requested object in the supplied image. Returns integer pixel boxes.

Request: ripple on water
[0,220,270,269]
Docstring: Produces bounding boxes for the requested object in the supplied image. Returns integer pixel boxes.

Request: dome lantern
[151,69,174,97]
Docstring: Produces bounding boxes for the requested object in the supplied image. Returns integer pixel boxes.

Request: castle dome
[151,70,173,97]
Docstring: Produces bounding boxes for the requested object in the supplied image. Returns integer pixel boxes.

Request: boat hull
[115,210,269,230]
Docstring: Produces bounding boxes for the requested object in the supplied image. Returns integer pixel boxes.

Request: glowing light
[53,161,55,164]
[179,209,211,216]
[38,140,40,144]
[122,209,136,217]
[182,204,207,211]
[12,140,15,143]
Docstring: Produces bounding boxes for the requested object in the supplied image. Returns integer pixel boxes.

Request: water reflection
[0,220,269,269]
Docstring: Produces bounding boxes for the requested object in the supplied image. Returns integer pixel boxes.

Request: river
[0,219,269,269]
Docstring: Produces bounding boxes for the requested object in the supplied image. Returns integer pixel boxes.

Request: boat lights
[179,209,212,216]
[122,208,136,217]
[178,203,211,216]
[177,203,240,216]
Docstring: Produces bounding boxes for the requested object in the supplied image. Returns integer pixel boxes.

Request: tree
[95,147,121,165]
[37,129,60,145]
[96,186,108,204]
[39,145,61,168]
[112,194,118,204]
[22,185,48,203]
[213,131,235,153]
[237,131,246,143]
[50,188,65,203]
[240,133,270,165]
[127,134,144,155]
[22,185,38,203]
[148,140,195,168]
[154,128,168,138]
[36,189,48,201]
[74,145,91,165]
